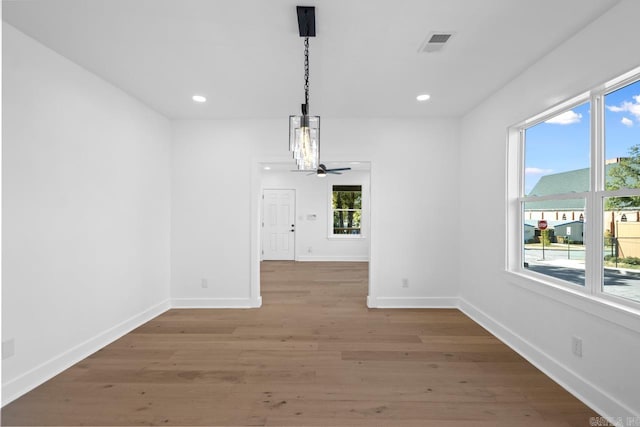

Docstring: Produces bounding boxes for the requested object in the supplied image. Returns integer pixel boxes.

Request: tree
[606,144,640,209]
[332,186,362,234]
[540,229,551,246]
[604,229,614,247]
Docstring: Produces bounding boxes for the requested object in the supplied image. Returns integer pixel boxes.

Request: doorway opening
[251,160,372,307]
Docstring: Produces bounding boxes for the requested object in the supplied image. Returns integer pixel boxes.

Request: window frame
[507,68,640,312]
[328,183,364,239]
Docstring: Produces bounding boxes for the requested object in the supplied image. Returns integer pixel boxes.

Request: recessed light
[416,94,431,102]
[192,95,207,103]
[263,166,271,170]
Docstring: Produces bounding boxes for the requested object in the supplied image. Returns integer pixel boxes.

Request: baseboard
[457,298,635,424]
[1,298,171,406]
[371,296,458,308]
[295,255,369,262]
[367,295,376,308]
[171,297,260,308]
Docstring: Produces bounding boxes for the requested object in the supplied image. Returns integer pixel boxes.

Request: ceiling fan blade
[307,172,316,176]
[325,167,352,172]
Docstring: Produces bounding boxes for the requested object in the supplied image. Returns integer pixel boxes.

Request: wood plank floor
[2,261,599,426]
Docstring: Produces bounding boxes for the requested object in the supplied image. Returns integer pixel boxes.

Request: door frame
[250,158,373,308]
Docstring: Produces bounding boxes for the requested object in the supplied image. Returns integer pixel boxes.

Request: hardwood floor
[2,261,599,426]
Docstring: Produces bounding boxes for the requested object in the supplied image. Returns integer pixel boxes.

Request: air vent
[429,34,451,44]
[418,31,455,53]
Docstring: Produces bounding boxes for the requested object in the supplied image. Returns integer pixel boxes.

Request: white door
[262,189,295,260]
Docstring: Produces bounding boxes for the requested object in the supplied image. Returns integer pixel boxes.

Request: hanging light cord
[303,36,309,113]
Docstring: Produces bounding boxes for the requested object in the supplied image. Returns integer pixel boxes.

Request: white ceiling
[3,0,620,120]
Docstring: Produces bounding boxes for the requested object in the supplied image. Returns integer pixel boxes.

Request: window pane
[524,102,591,196]
[333,210,361,234]
[523,199,586,286]
[603,197,640,303]
[332,186,362,210]
[332,185,362,235]
[605,79,640,191]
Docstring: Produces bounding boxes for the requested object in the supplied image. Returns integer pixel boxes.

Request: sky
[524,79,640,194]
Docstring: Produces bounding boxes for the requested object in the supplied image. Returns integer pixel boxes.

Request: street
[524,248,640,302]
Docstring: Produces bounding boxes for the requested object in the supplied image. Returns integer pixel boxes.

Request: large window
[522,100,590,288]
[331,185,362,236]
[510,69,640,308]
[602,79,640,303]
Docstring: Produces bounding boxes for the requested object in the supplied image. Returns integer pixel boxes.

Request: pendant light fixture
[289,6,319,171]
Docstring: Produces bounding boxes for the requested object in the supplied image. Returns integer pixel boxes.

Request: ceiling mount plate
[297,6,316,37]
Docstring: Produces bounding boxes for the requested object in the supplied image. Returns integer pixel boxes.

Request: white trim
[505,126,522,273]
[588,92,603,299]
[295,255,369,262]
[327,182,366,238]
[368,161,375,307]
[597,188,640,198]
[521,192,589,203]
[250,159,267,312]
[372,296,458,308]
[171,297,261,309]
[366,295,376,308]
[604,65,640,91]
[1,299,171,406]
[523,91,590,127]
[508,69,640,314]
[327,235,366,240]
[458,297,637,425]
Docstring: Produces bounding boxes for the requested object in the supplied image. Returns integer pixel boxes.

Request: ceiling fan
[292,163,351,177]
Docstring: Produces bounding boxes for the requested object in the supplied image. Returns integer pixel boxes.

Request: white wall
[327,119,461,308]
[1,25,172,404]
[171,118,459,308]
[261,169,370,261]
[459,0,640,420]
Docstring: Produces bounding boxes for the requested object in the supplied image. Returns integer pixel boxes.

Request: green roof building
[526,162,620,211]
[526,168,589,211]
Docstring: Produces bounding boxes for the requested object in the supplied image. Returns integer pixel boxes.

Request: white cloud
[622,117,634,127]
[606,94,640,121]
[525,167,553,175]
[545,110,582,125]
[607,105,625,112]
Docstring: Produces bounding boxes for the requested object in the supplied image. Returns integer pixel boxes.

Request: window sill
[328,235,366,240]
[504,269,640,332]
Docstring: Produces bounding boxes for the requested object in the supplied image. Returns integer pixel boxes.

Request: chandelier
[289,6,319,171]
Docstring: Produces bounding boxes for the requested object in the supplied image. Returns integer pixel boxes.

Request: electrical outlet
[2,339,15,360]
[402,278,409,288]
[201,279,208,289]
[571,336,582,357]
